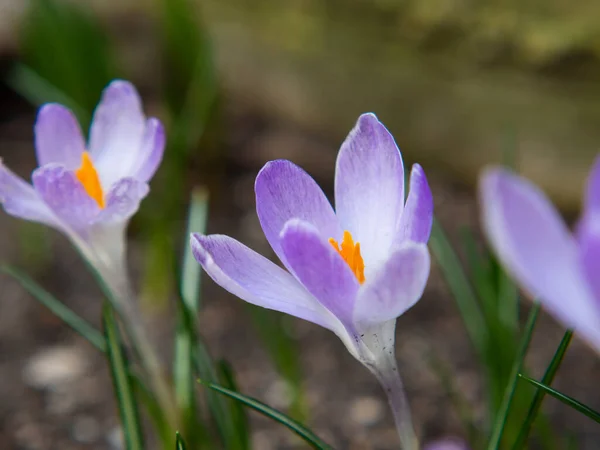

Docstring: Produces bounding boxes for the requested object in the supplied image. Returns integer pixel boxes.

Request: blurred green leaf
[16,0,116,125]
[1,265,105,352]
[174,188,210,448]
[176,431,188,450]
[218,360,250,450]
[487,303,540,450]
[518,374,600,424]
[198,379,334,450]
[103,304,144,450]
[512,330,573,449]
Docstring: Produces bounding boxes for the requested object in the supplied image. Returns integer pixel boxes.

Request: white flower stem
[368,352,419,450]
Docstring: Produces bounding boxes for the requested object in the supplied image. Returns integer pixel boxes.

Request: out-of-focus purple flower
[191,113,432,361]
[0,80,164,277]
[480,157,600,352]
[423,438,470,450]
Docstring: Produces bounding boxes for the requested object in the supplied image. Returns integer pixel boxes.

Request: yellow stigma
[329,231,365,284]
[75,152,105,208]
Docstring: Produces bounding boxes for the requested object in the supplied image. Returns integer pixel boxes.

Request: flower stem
[368,352,419,450]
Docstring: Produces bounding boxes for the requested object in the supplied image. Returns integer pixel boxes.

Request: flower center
[75,152,105,208]
[329,231,365,284]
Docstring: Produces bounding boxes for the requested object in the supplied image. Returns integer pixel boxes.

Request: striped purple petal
[94,178,149,225]
[397,163,433,244]
[34,104,85,169]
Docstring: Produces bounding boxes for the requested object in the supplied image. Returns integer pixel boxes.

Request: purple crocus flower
[191,113,433,449]
[0,80,164,282]
[423,438,470,450]
[480,157,600,352]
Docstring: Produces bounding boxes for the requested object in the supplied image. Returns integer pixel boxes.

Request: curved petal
[89,80,146,187]
[354,242,430,326]
[480,168,600,348]
[280,219,359,325]
[32,164,100,230]
[93,178,149,225]
[34,104,85,169]
[424,439,470,450]
[255,159,341,268]
[584,154,600,215]
[335,113,404,269]
[133,118,165,182]
[190,233,335,330]
[0,162,59,227]
[397,163,433,244]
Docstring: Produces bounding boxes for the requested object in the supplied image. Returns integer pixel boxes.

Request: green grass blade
[518,374,600,423]
[198,379,334,450]
[487,303,540,450]
[174,188,210,447]
[176,431,188,450]
[1,265,105,351]
[102,304,144,450]
[218,360,250,450]
[195,339,244,449]
[430,219,488,358]
[512,330,573,450]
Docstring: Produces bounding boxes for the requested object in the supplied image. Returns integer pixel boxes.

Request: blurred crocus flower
[0,80,164,288]
[192,113,433,449]
[423,438,470,450]
[480,157,600,352]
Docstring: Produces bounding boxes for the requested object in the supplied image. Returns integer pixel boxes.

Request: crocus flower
[480,157,600,352]
[423,438,470,450]
[192,113,433,449]
[0,80,164,289]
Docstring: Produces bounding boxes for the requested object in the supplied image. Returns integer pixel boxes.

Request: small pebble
[24,345,90,390]
[349,396,385,426]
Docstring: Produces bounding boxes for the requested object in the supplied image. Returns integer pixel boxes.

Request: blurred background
[1,0,600,449]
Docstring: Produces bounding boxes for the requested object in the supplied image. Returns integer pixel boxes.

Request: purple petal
[89,80,146,187]
[133,118,165,182]
[94,178,149,225]
[397,164,433,244]
[424,438,470,450]
[255,160,341,268]
[32,164,100,230]
[335,113,404,269]
[353,242,430,325]
[584,154,600,215]
[480,168,600,347]
[0,162,59,227]
[34,104,85,169]
[280,219,359,325]
[190,233,335,329]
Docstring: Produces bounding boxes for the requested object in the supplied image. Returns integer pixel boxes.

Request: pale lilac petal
[0,162,59,227]
[191,233,335,329]
[578,213,600,303]
[584,154,600,215]
[280,219,359,325]
[94,178,149,225]
[255,160,341,268]
[32,164,100,230]
[89,80,146,187]
[354,242,430,325]
[133,118,165,182]
[397,164,433,244]
[335,113,404,269]
[34,104,85,169]
[480,168,600,348]
[424,438,470,450]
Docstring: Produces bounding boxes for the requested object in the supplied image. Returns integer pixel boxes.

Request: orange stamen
[75,152,105,208]
[329,231,365,284]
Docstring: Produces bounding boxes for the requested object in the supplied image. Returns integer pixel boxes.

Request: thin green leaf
[518,374,600,424]
[512,330,573,449]
[174,188,210,448]
[430,219,488,358]
[1,265,105,351]
[195,340,244,450]
[175,431,188,450]
[218,360,250,450]
[198,379,334,450]
[103,304,144,450]
[487,303,540,450]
